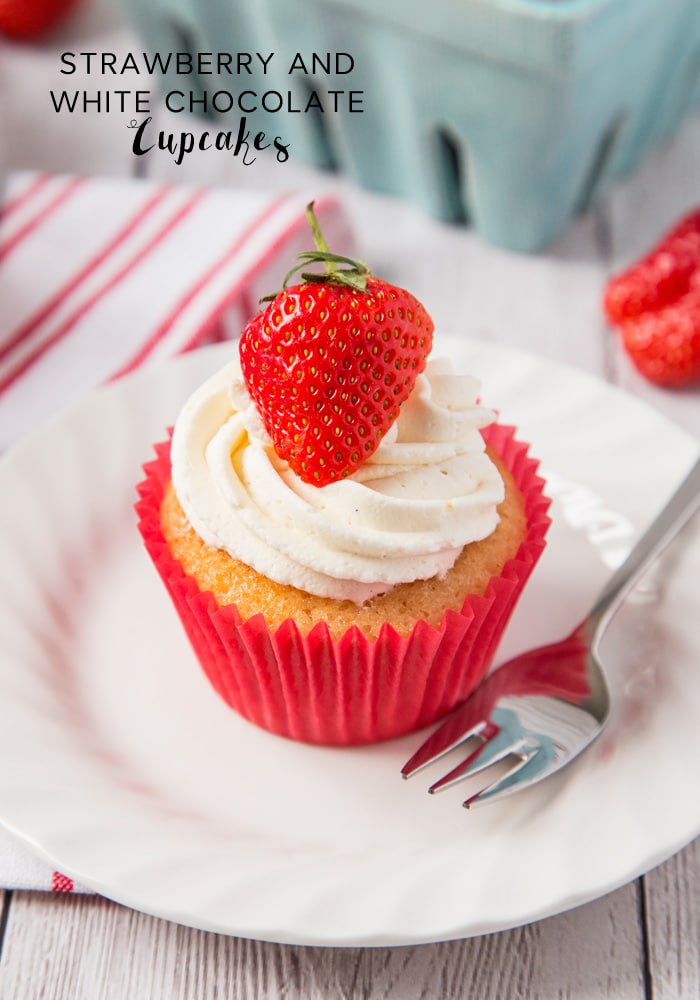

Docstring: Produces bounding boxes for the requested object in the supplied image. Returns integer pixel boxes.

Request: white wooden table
[0,2,699,997]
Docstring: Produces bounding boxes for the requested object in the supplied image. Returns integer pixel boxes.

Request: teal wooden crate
[122,0,700,250]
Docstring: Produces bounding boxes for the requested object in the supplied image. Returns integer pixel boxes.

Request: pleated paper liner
[135,423,551,745]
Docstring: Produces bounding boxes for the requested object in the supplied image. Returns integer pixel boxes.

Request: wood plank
[644,839,700,1000]
[0,884,646,1000]
[0,891,9,958]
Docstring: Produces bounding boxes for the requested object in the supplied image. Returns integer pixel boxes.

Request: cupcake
[136,205,550,745]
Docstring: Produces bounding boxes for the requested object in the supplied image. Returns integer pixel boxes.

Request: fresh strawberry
[620,288,700,388]
[239,203,434,486]
[603,207,700,387]
[604,208,700,325]
[0,0,82,40]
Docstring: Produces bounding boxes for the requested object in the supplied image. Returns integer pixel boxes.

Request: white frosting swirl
[170,356,505,603]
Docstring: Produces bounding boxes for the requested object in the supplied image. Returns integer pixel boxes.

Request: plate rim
[0,335,698,946]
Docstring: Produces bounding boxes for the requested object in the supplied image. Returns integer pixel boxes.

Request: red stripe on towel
[112,193,293,376]
[0,187,172,367]
[0,189,207,395]
[0,176,84,263]
[0,173,52,220]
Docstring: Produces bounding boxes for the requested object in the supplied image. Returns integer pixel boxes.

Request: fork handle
[589,456,700,629]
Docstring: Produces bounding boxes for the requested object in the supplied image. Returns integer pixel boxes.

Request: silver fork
[402,456,700,808]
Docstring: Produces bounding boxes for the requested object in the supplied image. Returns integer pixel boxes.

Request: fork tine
[400,714,489,778]
[401,680,501,779]
[464,738,557,809]
[425,722,500,792]
[463,747,542,809]
[428,708,526,793]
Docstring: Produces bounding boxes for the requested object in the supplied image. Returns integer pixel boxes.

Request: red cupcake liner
[135,425,551,745]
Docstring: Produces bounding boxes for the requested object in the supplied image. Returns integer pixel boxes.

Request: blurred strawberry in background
[0,0,82,40]
[604,207,700,388]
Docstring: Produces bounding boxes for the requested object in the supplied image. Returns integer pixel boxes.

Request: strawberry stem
[305,202,333,271]
[260,202,370,301]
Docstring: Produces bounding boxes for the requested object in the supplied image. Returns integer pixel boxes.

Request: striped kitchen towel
[0,171,352,451]
[0,170,353,892]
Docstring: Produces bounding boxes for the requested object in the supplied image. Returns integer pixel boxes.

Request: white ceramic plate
[0,335,698,947]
